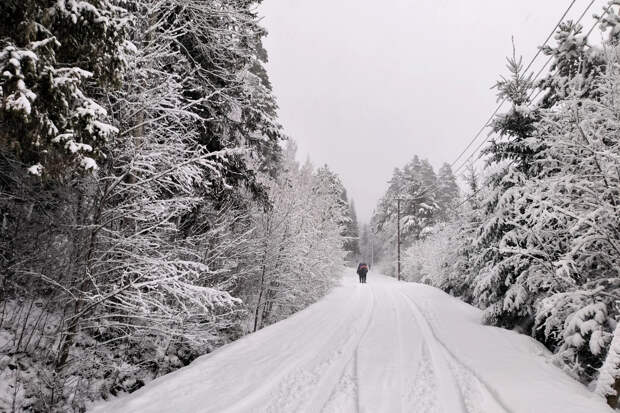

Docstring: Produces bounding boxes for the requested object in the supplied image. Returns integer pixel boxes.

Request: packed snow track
[91,272,613,413]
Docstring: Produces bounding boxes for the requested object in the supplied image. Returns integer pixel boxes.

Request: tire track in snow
[408,343,442,412]
[352,285,377,413]
[398,290,512,413]
[387,285,408,413]
[266,289,375,413]
[353,340,361,413]
[90,273,615,413]
[412,296,514,413]
[221,285,367,413]
[300,285,376,413]
[398,290,465,412]
[355,283,420,413]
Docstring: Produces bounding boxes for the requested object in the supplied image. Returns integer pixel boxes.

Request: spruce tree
[0,0,128,176]
[473,50,541,329]
[436,162,459,218]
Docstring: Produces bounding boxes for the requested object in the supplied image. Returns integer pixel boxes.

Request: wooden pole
[370,209,375,269]
[371,233,374,268]
[397,198,401,281]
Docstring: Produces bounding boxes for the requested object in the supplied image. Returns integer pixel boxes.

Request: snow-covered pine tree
[472,12,619,386]
[0,2,129,407]
[597,323,620,408]
[526,55,620,384]
[436,162,459,219]
[39,0,263,405]
[419,5,620,397]
[538,21,605,108]
[473,49,542,329]
[316,168,359,262]
[343,200,361,261]
[0,0,128,176]
[372,156,441,275]
[168,0,284,199]
[401,163,481,300]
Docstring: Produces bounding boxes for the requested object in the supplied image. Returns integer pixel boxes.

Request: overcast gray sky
[258,0,607,223]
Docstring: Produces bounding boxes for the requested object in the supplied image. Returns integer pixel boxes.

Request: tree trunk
[253,251,268,332]
[607,378,620,409]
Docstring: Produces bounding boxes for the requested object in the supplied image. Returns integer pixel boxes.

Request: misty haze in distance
[2,1,619,411]
[259,0,608,222]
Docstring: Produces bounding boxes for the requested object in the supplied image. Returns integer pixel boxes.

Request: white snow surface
[90,271,613,413]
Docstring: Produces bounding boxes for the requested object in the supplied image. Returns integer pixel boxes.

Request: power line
[453,2,616,212]
[531,2,608,103]
[414,0,605,206]
[380,1,612,255]
[527,0,604,104]
[447,99,506,171]
[586,1,614,38]
[447,0,583,173]
[453,185,484,210]
[451,0,597,177]
[523,0,580,75]
[453,2,616,211]
[527,55,553,102]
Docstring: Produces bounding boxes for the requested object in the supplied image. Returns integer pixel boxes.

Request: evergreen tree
[372,155,441,275]
[539,21,605,108]
[370,6,620,405]
[473,50,541,329]
[436,162,459,218]
[358,223,372,264]
[452,8,620,395]
[314,164,359,261]
[0,0,128,176]
[343,200,361,261]
[524,63,619,383]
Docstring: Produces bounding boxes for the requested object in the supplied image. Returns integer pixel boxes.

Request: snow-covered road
[91,271,613,413]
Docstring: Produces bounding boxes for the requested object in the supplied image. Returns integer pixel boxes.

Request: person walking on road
[357,263,369,284]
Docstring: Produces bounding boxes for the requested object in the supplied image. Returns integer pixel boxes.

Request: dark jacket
[357,263,369,275]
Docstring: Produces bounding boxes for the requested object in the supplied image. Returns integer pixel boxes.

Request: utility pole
[386,177,405,281]
[370,208,375,269]
[397,198,402,281]
[370,231,374,268]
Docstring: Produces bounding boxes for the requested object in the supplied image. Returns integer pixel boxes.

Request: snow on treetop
[80,156,99,172]
[27,163,43,176]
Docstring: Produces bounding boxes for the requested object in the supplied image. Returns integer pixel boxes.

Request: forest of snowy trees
[2,0,620,411]
[369,157,459,276]
[374,8,620,408]
[0,1,360,411]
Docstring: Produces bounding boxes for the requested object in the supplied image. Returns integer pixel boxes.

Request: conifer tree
[372,155,441,275]
[473,50,541,329]
[0,0,128,176]
[343,200,361,261]
[436,163,459,218]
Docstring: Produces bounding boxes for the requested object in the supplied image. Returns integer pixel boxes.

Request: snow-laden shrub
[243,148,346,332]
[535,294,614,380]
[468,16,620,394]
[596,323,620,407]
[402,223,457,283]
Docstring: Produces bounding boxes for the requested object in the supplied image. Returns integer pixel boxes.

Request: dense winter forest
[0,1,361,410]
[2,0,620,412]
[369,11,620,409]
